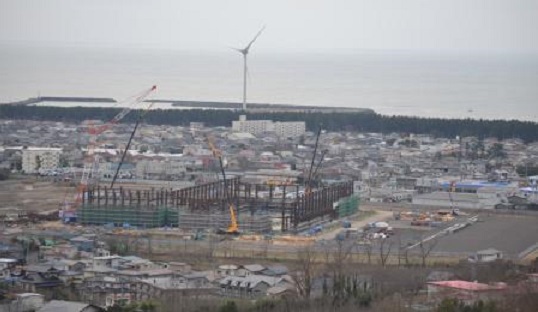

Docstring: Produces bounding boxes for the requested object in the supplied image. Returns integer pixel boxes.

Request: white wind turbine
[233,25,266,111]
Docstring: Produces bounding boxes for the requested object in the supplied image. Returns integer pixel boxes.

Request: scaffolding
[78,205,179,228]
[336,195,360,218]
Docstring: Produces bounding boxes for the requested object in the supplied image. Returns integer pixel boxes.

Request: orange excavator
[206,135,239,235]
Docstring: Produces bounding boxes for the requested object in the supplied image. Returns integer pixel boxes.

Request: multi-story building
[273,121,306,138]
[232,115,305,137]
[232,115,274,135]
[21,147,62,174]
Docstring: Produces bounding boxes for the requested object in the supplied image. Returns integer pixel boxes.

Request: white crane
[63,85,156,212]
[232,26,266,111]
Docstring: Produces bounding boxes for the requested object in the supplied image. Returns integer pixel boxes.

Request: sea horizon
[1,43,537,122]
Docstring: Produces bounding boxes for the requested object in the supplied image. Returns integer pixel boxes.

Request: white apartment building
[232,115,274,135]
[232,115,305,137]
[22,147,62,174]
[274,121,306,138]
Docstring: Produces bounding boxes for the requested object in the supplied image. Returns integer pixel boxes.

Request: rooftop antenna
[232,25,266,112]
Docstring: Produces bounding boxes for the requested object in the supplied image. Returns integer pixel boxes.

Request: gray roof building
[37,300,104,312]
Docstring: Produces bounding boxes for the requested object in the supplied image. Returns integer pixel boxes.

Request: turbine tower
[233,25,265,111]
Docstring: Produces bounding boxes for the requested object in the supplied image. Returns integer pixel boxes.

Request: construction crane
[305,125,322,194]
[64,85,157,211]
[311,148,328,188]
[110,100,157,189]
[206,135,239,235]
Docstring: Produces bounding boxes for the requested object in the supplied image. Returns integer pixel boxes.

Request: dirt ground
[0,176,74,213]
[315,209,393,240]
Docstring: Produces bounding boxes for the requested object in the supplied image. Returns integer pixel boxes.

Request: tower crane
[206,135,239,234]
[63,85,156,212]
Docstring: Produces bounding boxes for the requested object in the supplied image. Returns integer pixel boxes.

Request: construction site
[77,178,356,234]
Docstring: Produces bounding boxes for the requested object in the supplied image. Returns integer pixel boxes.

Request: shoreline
[2,96,538,123]
[1,96,375,114]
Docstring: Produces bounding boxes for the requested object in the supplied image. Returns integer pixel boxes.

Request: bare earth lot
[0,177,73,213]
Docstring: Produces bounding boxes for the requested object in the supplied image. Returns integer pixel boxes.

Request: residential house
[37,300,105,312]
[237,264,265,277]
[80,276,135,307]
[219,275,282,298]
[261,265,288,277]
[70,235,96,252]
[0,293,45,312]
[167,262,192,273]
[217,264,240,277]
[0,258,19,279]
[427,280,507,305]
[18,266,64,299]
[115,269,174,284]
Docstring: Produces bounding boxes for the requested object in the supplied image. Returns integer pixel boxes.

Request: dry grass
[0,176,74,213]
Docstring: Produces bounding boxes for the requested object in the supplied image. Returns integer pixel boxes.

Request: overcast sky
[1,0,537,54]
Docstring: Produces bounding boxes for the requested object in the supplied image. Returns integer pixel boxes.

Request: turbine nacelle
[232,25,266,56]
[231,47,248,56]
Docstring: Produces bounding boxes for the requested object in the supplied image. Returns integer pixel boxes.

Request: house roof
[16,293,43,298]
[121,256,151,264]
[428,280,507,292]
[93,256,121,260]
[242,264,265,272]
[267,286,296,296]
[476,248,502,255]
[219,275,281,289]
[84,267,118,274]
[70,236,93,243]
[178,272,209,280]
[261,265,288,276]
[117,269,173,277]
[37,300,104,312]
[25,265,63,274]
[218,264,238,270]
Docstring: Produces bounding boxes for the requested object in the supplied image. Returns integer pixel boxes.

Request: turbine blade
[230,46,245,54]
[244,25,266,52]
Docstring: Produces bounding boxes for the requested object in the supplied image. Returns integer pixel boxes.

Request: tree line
[1,105,538,142]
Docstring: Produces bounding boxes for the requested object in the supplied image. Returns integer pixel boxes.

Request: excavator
[206,135,240,235]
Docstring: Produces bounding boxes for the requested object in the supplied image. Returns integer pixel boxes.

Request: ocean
[1,44,537,121]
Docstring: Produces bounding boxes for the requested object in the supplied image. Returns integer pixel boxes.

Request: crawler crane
[206,135,240,235]
[61,86,156,216]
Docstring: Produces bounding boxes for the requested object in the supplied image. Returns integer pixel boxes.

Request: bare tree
[291,245,318,299]
[418,237,437,267]
[327,239,357,307]
[329,239,355,270]
[397,237,410,267]
[379,238,393,267]
[362,243,373,265]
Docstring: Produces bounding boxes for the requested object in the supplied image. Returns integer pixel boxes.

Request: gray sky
[1,0,538,54]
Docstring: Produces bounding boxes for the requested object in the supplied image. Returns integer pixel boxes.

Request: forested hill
[1,105,538,142]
